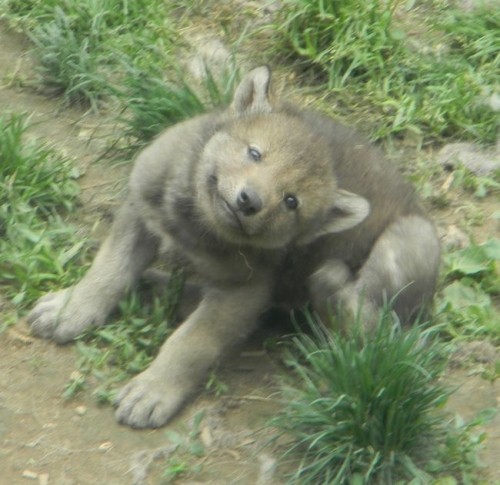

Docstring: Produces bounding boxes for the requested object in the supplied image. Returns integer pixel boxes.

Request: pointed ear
[323,189,370,233]
[298,190,370,244]
[231,66,272,114]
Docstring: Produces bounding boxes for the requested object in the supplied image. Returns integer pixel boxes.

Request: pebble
[22,470,38,480]
[75,405,87,416]
[98,441,113,453]
[69,370,83,381]
[438,142,500,176]
[440,224,470,251]
[200,426,213,448]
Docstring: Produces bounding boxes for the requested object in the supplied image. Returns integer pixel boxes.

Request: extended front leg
[28,199,159,343]
[115,280,271,428]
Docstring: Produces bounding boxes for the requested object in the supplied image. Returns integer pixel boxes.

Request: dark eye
[248,147,261,161]
[284,194,298,210]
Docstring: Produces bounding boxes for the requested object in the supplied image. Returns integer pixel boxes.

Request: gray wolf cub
[28,66,440,428]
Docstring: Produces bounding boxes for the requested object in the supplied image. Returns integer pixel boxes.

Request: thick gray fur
[28,66,440,428]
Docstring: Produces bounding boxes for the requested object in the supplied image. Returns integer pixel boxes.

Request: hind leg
[310,215,440,327]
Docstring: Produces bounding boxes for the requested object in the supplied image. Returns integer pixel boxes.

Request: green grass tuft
[272,310,456,484]
[4,0,175,109]
[28,6,108,109]
[0,113,79,213]
[0,113,88,308]
[112,60,240,149]
[271,0,499,143]
[273,0,402,87]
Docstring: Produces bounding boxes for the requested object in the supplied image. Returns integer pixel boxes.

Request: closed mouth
[220,196,245,232]
[208,174,254,237]
[207,174,245,233]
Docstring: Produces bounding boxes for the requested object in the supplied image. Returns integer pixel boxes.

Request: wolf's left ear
[231,66,272,114]
[298,190,370,244]
[322,190,370,234]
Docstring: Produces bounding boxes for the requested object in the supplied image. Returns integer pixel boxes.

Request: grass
[2,0,175,110]
[270,0,499,143]
[2,0,239,147]
[272,0,402,87]
[437,238,500,343]
[271,311,485,484]
[2,0,498,142]
[0,113,89,311]
[111,59,240,149]
[162,411,206,480]
[28,6,108,108]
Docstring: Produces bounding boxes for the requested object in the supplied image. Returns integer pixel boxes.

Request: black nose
[236,188,262,216]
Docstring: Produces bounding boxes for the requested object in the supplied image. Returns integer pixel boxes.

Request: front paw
[115,373,190,428]
[28,289,71,340]
[28,288,105,343]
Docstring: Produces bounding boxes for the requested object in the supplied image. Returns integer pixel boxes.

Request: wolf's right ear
[231,66,272,115]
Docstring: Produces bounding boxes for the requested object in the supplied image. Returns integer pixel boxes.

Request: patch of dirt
[1,19,499,485]
[0,325,285,485]
[448,378,500,482]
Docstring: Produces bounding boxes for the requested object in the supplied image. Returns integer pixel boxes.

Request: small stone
[98,441,113,453]
[450,340,499,367]
[7,327,34,345]
[186,36,231,81]
[486,93,500,112]
[257,453,277,484]
[200,426,213,448]
[69,371,83,381]
[438,142,500,176]
[75,405,87,416]
[440,224,470,251]
[22,470,38,480]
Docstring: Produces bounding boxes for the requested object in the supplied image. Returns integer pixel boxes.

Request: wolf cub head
[196,66,370,249]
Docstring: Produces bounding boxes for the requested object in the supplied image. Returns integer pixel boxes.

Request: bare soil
[1,20,499,485]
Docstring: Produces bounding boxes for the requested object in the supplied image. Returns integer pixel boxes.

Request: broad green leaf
[481,238,500,260]
[446,245,491,275]
[441,281,491,309]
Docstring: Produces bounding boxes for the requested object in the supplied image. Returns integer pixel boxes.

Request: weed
[1,0,60,23]
[3,0,175,109]
[63,371,87,400]
[430,409,495,482]
[163,411,206,480]
[271,1,499,143]
[113,60,240,148]
[29,6,108,109]
[271,309,459,484]
[162,460,190,481]
[0,113,79,212]
[205,369,229,397]
[449,166,500,199]
[482,359,500,383]
[0,113,88,307]
[437,238,500,342]
[273,0,402,87]
[2,0,169,38]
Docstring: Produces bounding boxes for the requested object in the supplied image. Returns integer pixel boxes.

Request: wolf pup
[28,66,440,428]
